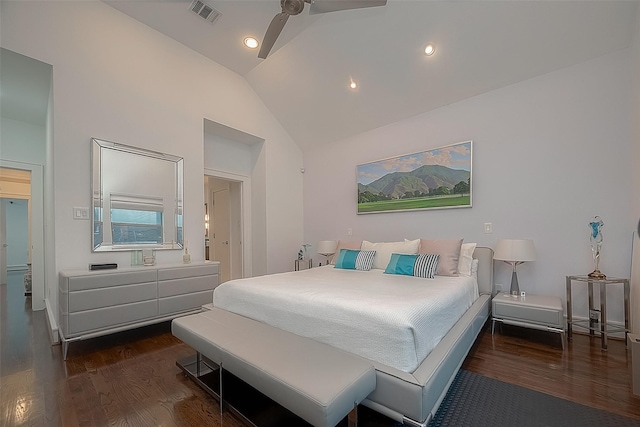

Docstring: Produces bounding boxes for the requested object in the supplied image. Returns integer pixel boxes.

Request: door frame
[204,168,251,278]
[0,160,44,310]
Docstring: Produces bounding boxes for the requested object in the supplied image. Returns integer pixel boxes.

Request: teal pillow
[334,249,376,271]
[385,253,440,279]
[384,253,419,276]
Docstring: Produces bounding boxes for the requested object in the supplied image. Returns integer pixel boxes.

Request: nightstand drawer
[494,303,562,328]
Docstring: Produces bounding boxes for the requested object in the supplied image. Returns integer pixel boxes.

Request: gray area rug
[426,370,640,427]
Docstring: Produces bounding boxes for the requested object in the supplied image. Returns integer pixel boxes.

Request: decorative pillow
[418,238,463,276]
[458,242,477,276]
[329,240,363,265]
[470,258,479,279]
[384,253,419,276]
[334,249,376,271]
[384,253,440,279]
[362,239,420,270]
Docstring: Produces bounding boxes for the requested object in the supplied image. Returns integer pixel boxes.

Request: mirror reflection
[92,138,183,252]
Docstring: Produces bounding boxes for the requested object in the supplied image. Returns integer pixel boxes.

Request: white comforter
[213,265,478,373]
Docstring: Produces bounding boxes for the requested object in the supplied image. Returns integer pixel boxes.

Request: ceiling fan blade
[309,0,387,15]
[258,12,290,59]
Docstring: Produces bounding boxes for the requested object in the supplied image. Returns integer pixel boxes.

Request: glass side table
[295,259,312,271]
[566,275,630,350]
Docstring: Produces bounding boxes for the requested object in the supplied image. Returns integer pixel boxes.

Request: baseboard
[45,298,60,344]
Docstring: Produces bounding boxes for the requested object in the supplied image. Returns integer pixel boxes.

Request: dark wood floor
[2,269,639,426]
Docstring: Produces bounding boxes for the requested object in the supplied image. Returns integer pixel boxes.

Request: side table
[492,292,565,349]
[566,275,630,350]
[295,259,312,271]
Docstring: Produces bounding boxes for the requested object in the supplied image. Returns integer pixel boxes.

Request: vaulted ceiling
[3,1,639,151]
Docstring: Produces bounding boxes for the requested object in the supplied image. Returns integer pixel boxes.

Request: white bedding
[213,265,479,372]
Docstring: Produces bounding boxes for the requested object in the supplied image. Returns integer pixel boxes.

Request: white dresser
[58,262,219,358]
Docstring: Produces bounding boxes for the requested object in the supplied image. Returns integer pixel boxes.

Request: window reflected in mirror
[92,138,184,252]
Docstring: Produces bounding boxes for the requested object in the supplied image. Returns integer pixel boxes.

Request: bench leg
[347,402,358,427]
[219,362,225,416]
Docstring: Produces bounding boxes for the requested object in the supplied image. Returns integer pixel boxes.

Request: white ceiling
[2,1,638,150]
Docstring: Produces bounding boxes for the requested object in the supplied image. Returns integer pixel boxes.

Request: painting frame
[357,141,472,214]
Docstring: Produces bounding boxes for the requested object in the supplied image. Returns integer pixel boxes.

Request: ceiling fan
[258,0,387,59]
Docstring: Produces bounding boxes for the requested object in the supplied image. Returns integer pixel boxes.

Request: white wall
[0,117,46,165]
[1,1,303,333]
[631,6,640,334]
[304,49,634,325]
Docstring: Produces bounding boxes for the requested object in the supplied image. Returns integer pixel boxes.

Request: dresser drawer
[65,270,157,292]
[68,281,157,312]
[158,275,218,298]
[158,290,213,316]
[494,302,562,328]
[68,300,158,335]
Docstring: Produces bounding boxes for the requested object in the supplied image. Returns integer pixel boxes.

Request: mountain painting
[357,141,472,214]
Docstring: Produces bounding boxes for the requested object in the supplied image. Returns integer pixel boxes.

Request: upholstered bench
[172,307,376,427]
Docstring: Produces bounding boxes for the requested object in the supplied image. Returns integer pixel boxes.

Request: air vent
[189,0,222,24]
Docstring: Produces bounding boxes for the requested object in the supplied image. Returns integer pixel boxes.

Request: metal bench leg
[219,362,225,416]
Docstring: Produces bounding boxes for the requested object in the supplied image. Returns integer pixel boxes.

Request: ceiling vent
[189,0,222,24]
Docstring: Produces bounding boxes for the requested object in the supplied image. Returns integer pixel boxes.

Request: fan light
[424,43,436,56]
[349,80,357,90]
[244,37,259,49]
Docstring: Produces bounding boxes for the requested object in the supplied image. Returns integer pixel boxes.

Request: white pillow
[361,239,420,270]
[470,258,479,279]
[458,242,477,276]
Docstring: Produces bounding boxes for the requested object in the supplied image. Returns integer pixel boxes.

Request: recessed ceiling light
[424,43,436,56]
[244,37,259,49]
[349,79,358,90]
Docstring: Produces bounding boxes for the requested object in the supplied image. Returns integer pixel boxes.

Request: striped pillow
[334,249,376,271]
[413,253,440,279]
[385,253,440,279]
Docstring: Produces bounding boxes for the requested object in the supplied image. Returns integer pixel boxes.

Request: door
[212,188,230,283]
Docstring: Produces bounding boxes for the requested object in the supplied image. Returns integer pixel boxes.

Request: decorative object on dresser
[58,261,219,359]
[316,240,338,266]
[492,292,565,348]
[493,239,536,296]
[588,216,606,279]
[566,275,630,350]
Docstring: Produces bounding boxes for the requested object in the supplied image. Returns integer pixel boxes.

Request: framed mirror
[92,138,184,252]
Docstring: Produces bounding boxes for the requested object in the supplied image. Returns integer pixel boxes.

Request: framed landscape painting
[357,141,472,214]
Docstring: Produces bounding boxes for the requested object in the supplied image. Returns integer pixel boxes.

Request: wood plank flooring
[2,270,639,426]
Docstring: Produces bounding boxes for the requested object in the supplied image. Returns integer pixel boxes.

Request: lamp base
[510,271,520,296]
[588,269,606,279]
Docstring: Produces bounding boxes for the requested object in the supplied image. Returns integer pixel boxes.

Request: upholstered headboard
[473,246,494,296]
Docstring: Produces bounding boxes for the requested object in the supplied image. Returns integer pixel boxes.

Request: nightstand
[492,292,565,349]
[294,259,312,271]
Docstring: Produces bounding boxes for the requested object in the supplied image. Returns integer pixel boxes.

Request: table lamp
[317,240,338,265]
[493,239,536,295]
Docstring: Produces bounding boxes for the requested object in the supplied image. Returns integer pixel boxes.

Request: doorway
[204,175,244,283]
[0,163,44,311]
[0,169,31,287]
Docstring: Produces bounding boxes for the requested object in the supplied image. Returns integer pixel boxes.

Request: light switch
[73,207,90,220]
[484,223,492,233]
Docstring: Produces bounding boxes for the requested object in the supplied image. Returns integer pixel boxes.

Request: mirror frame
[91,138,184,252]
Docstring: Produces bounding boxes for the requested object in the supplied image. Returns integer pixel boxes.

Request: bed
[210,245,493,426]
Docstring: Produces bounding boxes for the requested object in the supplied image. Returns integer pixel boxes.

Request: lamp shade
[493,239,536,262]
[317,240,338,256]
